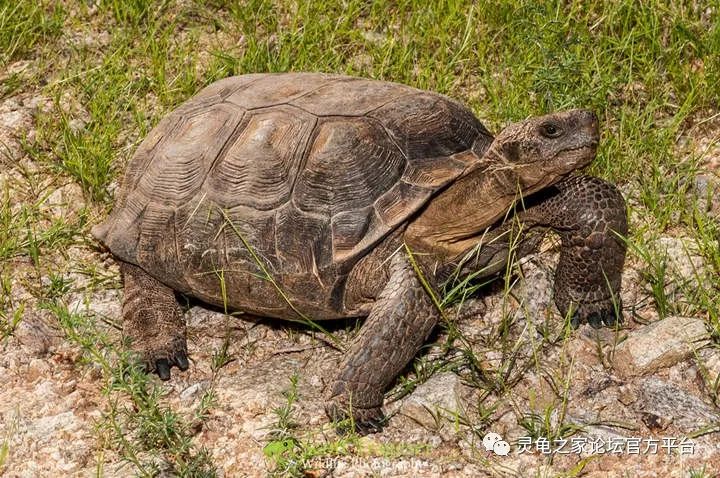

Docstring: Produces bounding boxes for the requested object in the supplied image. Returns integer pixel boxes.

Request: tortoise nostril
[584,111,598,128]
[582,110,600,140]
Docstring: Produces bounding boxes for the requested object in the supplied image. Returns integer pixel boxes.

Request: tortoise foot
[570,305,623,329]
[121,262,189,381]
[325,397,386,435]
[137,338,190,381]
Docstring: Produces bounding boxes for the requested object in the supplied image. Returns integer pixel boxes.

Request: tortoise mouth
[555,142,598,170]
[564,142,598,153]
[515,144,596,202]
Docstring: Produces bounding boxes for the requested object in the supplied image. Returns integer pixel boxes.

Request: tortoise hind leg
[121,262,189,379]
[325,252,439,434]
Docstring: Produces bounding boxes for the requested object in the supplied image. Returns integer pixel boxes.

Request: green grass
[1,0,719,474]
[0,0,64,66]
[101,358,217,477]
[0,410,14,471]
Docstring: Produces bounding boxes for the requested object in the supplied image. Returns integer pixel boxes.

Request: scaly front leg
[325,252,439,434]
[520,175,628,327]
[453,174,627,328]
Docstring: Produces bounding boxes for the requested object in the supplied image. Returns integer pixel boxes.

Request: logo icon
[483,432,511,456]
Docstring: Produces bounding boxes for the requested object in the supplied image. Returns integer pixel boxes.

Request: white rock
[26,411,80,441]
[398,372,467,429]
[634,377,719,432]
[613,316,710,377]
[180,381,208,402]
[0,98,33,160]
[68,289,121,319]
[43,182,83,218]
[0,109,30,130]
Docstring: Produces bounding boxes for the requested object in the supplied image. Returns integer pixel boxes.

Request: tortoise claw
[175,352,190,371]
[155,359,171,381]
[149,352,190,380]
[602,309,624,327]
[570,311,581,329]
[586,311,604,329]
[356,416,385,435]
[325,399,386,435]
[569,306,623,329]
[133,336,189,380]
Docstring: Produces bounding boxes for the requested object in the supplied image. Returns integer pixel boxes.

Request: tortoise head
[404,109,600,259]
[490,109,599,193]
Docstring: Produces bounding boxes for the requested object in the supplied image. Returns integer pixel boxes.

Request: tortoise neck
[404,145,519,260]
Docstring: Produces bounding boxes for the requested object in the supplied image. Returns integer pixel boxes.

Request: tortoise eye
[539,122,563,138]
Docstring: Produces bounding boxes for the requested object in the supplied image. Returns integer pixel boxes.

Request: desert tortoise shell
[94,72,495,318]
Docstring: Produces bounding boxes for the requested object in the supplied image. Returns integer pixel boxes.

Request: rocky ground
[3,243,720,477]
[2,2,720,477]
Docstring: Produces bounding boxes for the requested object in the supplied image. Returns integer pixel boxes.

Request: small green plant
[689,466,711,478]
[269,373,300,440]
[261,374,430,477]
[100,0,165,26]
[519,358,584,448]
[263,374,307,477]
[210,335,235,374]
[0,182,82,262]
[103,355,217,477]
[0,438,8,470]
[0,303,23,343]
[43,272,73,299]
[519,407,584,444]
[0,412,16,471]
[41,294,218,477]
[630,240,672,320]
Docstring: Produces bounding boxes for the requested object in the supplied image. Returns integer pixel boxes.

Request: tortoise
[93,72,627,432]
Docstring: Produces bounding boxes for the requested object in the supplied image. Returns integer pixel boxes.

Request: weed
[0,303,23,343]
[99,0,169,27]
[39,293,217,477]
[269,373,300,440]
[0,410,16,471]
[689,466,711,478]
[104,355,218,477]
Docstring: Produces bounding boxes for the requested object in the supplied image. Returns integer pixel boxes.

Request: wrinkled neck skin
[448,223,547,283]
[404,140,545,263]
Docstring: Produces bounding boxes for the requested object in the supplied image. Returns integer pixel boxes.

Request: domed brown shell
[94,73,493,319]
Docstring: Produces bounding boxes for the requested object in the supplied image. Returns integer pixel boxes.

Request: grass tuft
[0,0,64,66]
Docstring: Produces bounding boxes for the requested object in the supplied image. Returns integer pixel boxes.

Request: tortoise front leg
[456,175,626,328]
[121,262,189,379]
[325,253,439,433]
[520,175,628,328]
